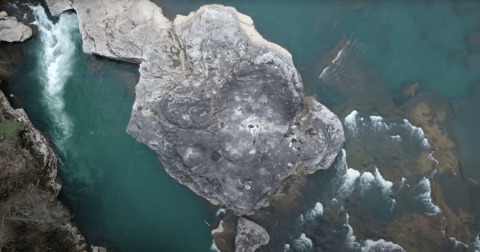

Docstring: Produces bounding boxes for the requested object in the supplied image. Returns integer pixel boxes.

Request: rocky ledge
[0,11,32,42]
[46,0,344,216]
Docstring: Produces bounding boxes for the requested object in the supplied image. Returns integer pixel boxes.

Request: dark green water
[4,0,480,251]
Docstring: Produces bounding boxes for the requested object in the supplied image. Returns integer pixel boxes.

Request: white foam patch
[358,171,375,196]
[414,177,441,215]
[343,214,405,252]
[344,110,360,137]
[215,208,226,217]
[336,149,361,196]
[31,6,78,145]
[344,110,390,137]
[447,236,469,251]
[297,202,325,225]
[284,244,291,252]
[292,233,313,252]
[475,234,480,252]
[334,150,395,209]
[373,168,394,198]
[343,214,359,249]
[402,119,430,149]
[344,110,430,150]
[305,202,324,221]
[210,239,220,252]
[370,115,390,132]
[360,239,405,252]
[357,168,396,210]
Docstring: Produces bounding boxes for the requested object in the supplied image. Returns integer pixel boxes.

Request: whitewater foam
[414,177,441,215]
[291,233,313,252]
[31,6,78,145]
[343,214,359,249]
[305,202,324,220]
[402,119,430,149]
[336,149,361,196]
[475,234,480,252]
[334,150,395,209]
[360,239,405,252]
[210,239,220,252]
[215,208,226,217]
[344,110,430,150]
[343,214,405,252]
[297,202,324,225]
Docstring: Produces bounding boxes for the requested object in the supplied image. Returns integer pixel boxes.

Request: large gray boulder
[235,218,269,252]
[46,0,344,215]
[0,11,33,42]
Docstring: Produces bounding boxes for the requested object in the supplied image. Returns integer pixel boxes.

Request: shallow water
[3,0,480,251]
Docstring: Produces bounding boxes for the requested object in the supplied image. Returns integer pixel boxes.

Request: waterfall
[30,6,78,146]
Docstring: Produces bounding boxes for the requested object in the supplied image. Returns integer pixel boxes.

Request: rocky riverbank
[0,90,89,251]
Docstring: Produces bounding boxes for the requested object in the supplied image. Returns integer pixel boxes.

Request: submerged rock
[235,217,269,252]
[47,0,344,215]
[0,11,32,42]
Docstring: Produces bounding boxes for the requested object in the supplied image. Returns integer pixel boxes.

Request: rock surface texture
[46,0,344,215]
[235,218,269,252]
[0,11,32,42]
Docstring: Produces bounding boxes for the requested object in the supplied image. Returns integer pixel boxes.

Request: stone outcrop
[234,218,269,252]
[46,0,344,215]
[0,11,32,42]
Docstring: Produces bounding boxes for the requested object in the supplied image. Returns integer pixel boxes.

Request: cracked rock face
[0,11,33,42]
[235,218,269,252]
[46,0,344,215]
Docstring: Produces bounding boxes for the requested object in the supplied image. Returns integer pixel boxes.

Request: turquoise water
[10,6,213,252]
[158,0,480,99]
[4,0,480,251]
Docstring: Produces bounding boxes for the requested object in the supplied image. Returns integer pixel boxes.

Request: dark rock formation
[46,0,345,215]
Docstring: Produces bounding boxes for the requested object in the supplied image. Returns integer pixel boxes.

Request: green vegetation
[267,194,277,203]
[183,173,192,182]
[0,119,23,145]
